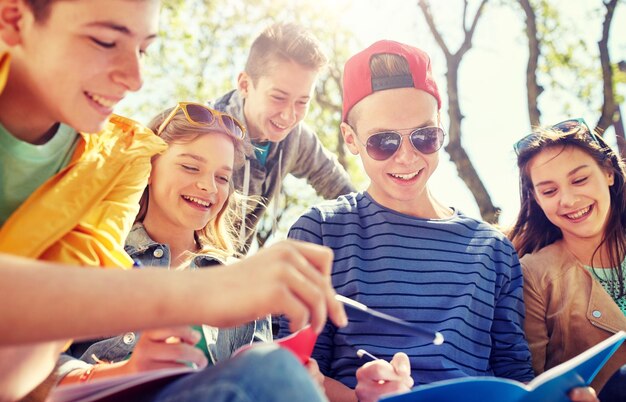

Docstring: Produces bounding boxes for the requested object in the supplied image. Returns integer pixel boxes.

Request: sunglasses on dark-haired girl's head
[513,118,600,156]
[157,102,246,140]
[352,126,446,161]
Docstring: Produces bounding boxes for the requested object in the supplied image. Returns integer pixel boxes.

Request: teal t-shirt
[252,141,271,166]
[585,261,626,315]
[0,122,79,226]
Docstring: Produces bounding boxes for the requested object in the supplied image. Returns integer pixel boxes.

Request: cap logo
[371,75,414,92]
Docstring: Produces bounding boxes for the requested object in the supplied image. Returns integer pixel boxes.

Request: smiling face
[144,132,235,234]
[528,145,615,246]
[0,0,160,141]
[238,58,318,143]
[342,88,440,215]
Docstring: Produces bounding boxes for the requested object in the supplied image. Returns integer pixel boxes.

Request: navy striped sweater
[278,192,533,388]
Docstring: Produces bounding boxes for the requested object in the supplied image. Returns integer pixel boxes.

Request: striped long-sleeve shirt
[278,192,533,388]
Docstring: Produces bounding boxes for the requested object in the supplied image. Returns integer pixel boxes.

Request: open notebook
[381,331,626,402]
[46,366,195,402]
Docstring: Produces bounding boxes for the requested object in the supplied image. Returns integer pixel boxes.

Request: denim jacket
[60,223,272,377]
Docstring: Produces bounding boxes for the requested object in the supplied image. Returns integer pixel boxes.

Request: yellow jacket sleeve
[0,115,167,268]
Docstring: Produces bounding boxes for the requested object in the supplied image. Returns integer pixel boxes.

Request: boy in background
[210,22,355,251]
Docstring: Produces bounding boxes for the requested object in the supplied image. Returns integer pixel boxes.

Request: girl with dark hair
[509,118,626,400]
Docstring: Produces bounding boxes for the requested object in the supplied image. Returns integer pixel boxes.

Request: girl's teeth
[566,206,591,219]
[183,195,210,207]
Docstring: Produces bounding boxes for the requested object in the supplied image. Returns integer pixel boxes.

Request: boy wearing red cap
[279,40,600,402]
[278,39,532,400]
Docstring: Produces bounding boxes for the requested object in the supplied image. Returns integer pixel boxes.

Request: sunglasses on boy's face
[157,102,246,139]
[513,118,599,156]
[352,126,446,161]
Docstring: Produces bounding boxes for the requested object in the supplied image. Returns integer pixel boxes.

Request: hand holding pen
[354,349,414,402]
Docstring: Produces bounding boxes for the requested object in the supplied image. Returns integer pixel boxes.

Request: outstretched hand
[212,240,347,333]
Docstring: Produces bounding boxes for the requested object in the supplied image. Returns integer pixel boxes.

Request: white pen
[356,348,380,362]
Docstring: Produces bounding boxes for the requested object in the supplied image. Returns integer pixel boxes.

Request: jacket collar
[124,222,223,268]
[124,222,159,255]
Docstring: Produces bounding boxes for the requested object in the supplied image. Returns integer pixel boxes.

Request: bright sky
[333,0,626,226]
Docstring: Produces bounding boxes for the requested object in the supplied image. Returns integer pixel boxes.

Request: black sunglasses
[353,126,445,161]
[513,118,599,156]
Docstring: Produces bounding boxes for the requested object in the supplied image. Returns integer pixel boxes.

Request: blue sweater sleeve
[489,242,534,382]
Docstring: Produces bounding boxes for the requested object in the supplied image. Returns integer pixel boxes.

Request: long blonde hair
[139,106,250,260]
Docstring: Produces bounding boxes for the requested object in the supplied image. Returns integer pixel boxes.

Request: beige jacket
[521,240,626,390]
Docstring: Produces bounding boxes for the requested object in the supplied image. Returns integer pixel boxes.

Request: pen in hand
[357,349,386,385]
[356,349,414,392]
[357,348,380,362]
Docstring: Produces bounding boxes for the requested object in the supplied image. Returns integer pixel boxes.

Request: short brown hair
[244,22,327,82]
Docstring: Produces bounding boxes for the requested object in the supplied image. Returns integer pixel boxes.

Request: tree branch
[418,0,451,57]
[418,0,499,222]
[459,0,488,57]
[595,0,619,134]
[519,0,543,127]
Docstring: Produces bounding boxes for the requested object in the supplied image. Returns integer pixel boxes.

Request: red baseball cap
[342,40,441,122]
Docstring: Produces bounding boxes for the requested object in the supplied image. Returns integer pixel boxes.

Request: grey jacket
[210,90,355,251]
[58,223,272,378]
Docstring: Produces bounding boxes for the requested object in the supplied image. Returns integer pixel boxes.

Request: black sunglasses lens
[514,134,537,155]
[185,104,215,125]
[553,119,582,133]
[367,132,401,160]
[410,127,444,154]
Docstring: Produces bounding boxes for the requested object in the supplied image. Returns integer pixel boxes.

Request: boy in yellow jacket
[0,1,345,400]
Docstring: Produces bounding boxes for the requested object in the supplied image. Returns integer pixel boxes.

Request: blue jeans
[598,364,626,402]
[147,345,327,402]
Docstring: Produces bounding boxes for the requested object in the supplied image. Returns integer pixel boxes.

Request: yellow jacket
[0,52,167,268]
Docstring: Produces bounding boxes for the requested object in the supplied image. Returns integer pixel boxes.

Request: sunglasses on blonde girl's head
[157,102,246,139]
[513,118,600,156]
[352,126,446,161]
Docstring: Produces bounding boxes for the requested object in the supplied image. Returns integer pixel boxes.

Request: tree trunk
[418,0,500,223]
[519,0,543,127]
[614,105,626,161]
[596,0,619,133]
[445,56,501,223]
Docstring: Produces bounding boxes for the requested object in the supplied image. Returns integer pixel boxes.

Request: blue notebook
[381,331,625,402]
